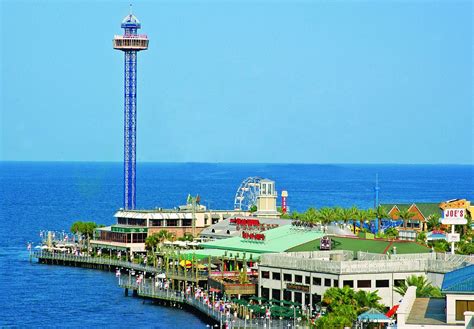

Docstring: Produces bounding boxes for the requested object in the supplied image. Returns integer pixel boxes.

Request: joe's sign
[442,208,467,225]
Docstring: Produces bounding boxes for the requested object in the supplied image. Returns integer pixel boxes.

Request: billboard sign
[441,208,467,225]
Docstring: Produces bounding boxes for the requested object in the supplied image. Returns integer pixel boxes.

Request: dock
[34,251,161,274]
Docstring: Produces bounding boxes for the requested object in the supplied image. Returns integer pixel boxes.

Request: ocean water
[0,162,473,328]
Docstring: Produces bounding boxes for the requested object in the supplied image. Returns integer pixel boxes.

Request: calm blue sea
[1,162,473,328]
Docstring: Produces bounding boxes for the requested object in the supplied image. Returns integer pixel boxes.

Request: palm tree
[349,206,359,234]
[156,229,174,243]
[355,290,384,312]
[427,213,441,231]
[375,205,388,233]
[365,208,376,232]
[317,207,336,226]
[394,275,442,297]
[338,208,355,230]
[398,209,416,230]
[354,210,367,234]
[303,207,319,225]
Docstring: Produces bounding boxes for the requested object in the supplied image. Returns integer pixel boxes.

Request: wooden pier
[34,251,161,274]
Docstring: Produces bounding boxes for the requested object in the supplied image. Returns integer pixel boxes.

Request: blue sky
[1,0,472,164]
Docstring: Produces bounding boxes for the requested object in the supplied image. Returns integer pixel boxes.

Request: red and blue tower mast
[113,11,149,209]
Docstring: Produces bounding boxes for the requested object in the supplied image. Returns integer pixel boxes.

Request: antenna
[129,3,132,15]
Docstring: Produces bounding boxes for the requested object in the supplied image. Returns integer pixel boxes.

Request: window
[305,276,310,285]
[272,272,281,280]
[283,290,292,301]
[358,280,371,288]
[324,278,331,287]
[343,280,353,288]
[284,273,292,282]
[333,280,339,287]
[294,292,302,304]
[456,300,474,321]
[261,287,270,300]
[394,279,405,287]
[376,280,390,288]
[261,271,270,279]
[182,218,192,226]
[272,289,281,301]
[295,275,303,283]
[313,277,321,286]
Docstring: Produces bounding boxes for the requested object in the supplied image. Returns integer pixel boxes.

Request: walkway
[119,277,306,328]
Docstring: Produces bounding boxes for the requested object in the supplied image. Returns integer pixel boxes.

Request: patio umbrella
[358,308,392,323]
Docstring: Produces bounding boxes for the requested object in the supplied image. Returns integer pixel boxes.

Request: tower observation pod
[113,11,149,210]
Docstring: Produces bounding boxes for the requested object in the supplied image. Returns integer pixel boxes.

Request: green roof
[200,225,325,254]
[288,236,431,254]
[414,203,441,218]
[381,203,441,219]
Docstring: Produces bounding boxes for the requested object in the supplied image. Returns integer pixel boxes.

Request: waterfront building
[199,216,289,240]
[91,205,249,252]
[382,202,441,232]
[257,251,474,309]
[396,265,474,328]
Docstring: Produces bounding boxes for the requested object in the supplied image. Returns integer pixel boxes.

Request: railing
[114,34,148,39]
[34,251,161,274]
[260,252,470,275]
[117,277,305,328]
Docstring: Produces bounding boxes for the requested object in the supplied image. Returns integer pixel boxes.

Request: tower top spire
[121,5,141,29]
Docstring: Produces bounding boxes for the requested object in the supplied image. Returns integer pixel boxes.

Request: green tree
[70,221,97,239]
[317,207,336,225]
[394,275,442,298]
[156,229,175,242]
[338,207,356,231]
[375,205,388,233]
[249,205,257,213]
[416,231,427,245]
[355,290,384,312]
[428,239,449,252]
[427,213,441,231]
[303,207,320,224]
[349,206,359,234]
[145,233,160,251]
[398,209,416,230]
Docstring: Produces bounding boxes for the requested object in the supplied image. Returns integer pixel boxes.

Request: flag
[196,194,201,204]
[187,194,192,204]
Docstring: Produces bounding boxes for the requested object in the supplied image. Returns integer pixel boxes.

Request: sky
[0,0,472,164]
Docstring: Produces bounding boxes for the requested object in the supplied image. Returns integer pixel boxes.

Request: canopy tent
[358,308,393,323]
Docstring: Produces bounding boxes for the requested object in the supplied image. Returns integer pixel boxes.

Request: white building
[258,251,474,309]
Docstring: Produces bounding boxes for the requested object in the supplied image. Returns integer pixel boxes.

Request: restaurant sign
[441,208,467,225]
[242,231,265,241]
[111,226,148,233]
[286,283,310,293]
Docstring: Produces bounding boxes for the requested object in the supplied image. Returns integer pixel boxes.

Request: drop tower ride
[113,10,149,209]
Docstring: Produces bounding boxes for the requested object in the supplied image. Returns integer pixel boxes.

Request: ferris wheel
[233,177,262,210]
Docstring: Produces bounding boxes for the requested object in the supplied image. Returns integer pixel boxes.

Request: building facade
[258,251,474,309]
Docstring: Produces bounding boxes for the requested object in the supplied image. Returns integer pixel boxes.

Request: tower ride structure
[113,11,149,209]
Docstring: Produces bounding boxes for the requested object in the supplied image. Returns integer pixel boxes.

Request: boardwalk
[119,277,307,328]
[34,251,162,274]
